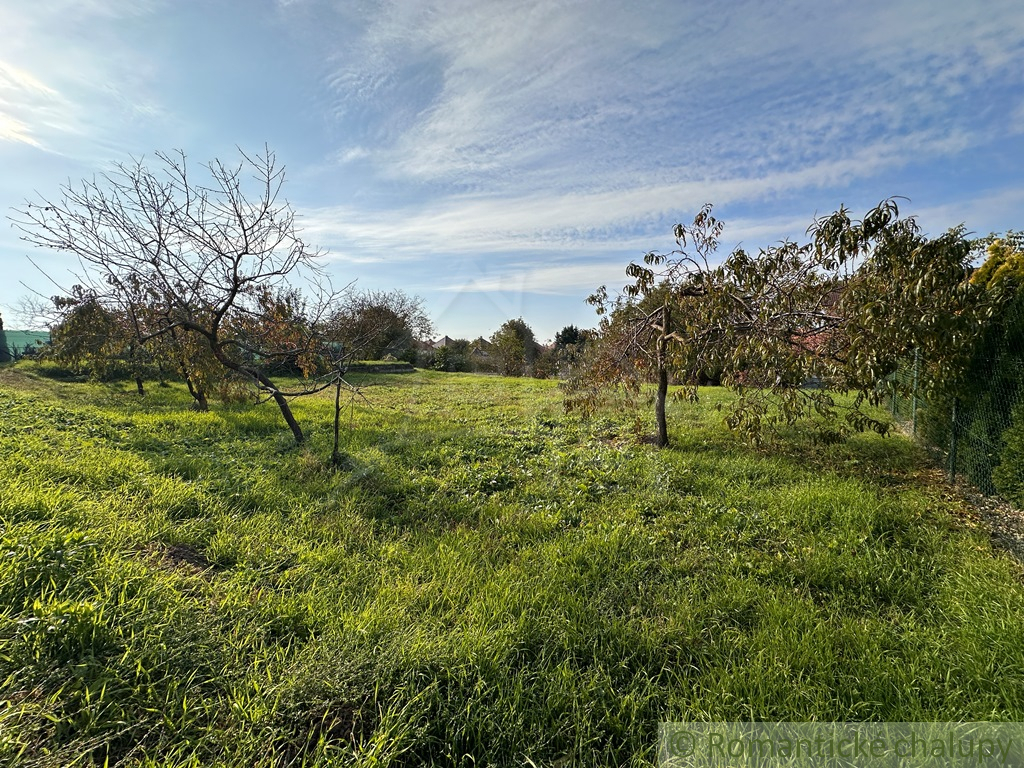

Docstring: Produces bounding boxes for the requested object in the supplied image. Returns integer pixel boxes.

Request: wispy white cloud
[0,2,170,157]
[440,262,630,296]
[382,186,1024,298]
[0,60,65,149]
[2,0,1023,339]
[0,62,57,98]
[912,188,1024,239]
[0,114,42,149]
[317,0,1024,200]
[301,127,976,264]
[1010,100,1024,135]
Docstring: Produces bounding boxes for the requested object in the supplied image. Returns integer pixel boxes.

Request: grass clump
[2,366,1024,765]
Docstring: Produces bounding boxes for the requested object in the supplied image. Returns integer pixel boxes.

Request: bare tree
[12,147,345,443]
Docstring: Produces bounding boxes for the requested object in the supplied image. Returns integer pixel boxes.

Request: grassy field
[2,365,1024,766]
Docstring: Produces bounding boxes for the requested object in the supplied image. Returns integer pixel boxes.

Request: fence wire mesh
[887,335,1024,507]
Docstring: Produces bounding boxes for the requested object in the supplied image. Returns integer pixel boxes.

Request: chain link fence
[887,338,1024,507]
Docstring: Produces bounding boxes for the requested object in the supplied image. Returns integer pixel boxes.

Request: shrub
[994,400,1024,506]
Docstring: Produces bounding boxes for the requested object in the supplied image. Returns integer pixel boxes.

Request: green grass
[2,364,1024,766]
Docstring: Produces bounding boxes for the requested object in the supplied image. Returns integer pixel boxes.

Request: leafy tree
[532,346,558,379]
[554,325,582,348]
[48,291,131,375]
[571,200,984,447]
[994,399,1024,506]
[328,290,432,364]
[13,147,344,443]
[431,339,472,372]
[490,318,537,377]
[33,284,234,409]
[969,234,1024,293]
[570,206,725,446]
[44,287,159,394]
[938,233,1024,493]
[551,324,594,377]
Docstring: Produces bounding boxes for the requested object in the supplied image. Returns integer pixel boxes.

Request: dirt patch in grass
[276,704,370,765]
[910,465,1024,565]
[964,490,1024,564]
[141,541,219,575]
[0,366,57,393]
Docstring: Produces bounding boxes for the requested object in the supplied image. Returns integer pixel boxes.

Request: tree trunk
[128,340,146,396]
[249,367,304,444]
[332,375,343,468]
[655,354,669,448]
[654,302,670,448]
[207,337,305,444]
[269,387,305,444]
[185,377,209,411]
[180,361,209,411]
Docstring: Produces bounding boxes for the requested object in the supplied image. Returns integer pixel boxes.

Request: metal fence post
[948,396,959,484]
[911,347,920,437]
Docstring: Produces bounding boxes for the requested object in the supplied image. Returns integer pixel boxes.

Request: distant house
[793,285,845,357]
[469,337,492,357]
[416,335,456,351]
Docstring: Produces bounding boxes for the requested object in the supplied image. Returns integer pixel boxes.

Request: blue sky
[2,0,1023,341]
